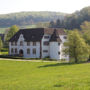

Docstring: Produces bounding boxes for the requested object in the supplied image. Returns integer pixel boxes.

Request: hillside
[0,6,90,33]
[0,11,66,27]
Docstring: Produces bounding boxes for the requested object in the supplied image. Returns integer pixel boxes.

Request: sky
[0,0,90,14]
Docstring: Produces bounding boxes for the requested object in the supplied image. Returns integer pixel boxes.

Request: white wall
[50,42,60,60]
[41,34,51,58]
[9,34,40,58]
[60,35,69,61]
[9,34,69,61]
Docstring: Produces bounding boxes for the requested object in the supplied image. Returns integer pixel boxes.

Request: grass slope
[0,60,90,90]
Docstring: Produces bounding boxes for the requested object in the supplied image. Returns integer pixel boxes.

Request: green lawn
[0,60,90,90]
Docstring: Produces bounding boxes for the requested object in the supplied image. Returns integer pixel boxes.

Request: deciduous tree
[64,30,89,63]
[5,25,19,41]
[0,37,3,51]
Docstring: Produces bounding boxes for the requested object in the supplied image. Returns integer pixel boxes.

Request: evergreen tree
[49,21,55,28]
[56,19,61,28]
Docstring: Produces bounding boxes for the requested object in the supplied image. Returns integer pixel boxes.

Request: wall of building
[41,34,51,58]
[9,34,69,61]
[9,34,40,58]
[59,35,69,61]
[50,42,60,60]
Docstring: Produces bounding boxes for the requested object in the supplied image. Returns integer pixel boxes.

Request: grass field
[0,25,36,34]
[0,60,90,90]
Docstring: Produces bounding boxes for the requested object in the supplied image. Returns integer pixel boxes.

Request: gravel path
[0,58,58,62]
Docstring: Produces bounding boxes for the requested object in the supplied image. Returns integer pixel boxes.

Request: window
[43,41,49,46]
[15,48,17,54]
[33,48,36,54]
[58,43,60,45]
[27,48,30,54]
[58,52,60,55]
[64,36,67,39]
[44,36,49,39]
[20,41,23,46]
[27,42,30,46]
[33,42,36,46]
[43,50,48,53]
[11,48,13,53]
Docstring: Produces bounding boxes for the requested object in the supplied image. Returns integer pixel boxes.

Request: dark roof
[9,28,66,42]
[9,28,44,42]
[49,29,62,42]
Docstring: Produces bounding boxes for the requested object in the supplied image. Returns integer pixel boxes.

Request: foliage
[81,21,90,60]
[50,6,90,30]
[0,48,8,55]
[0,11,66,27]
[64,30,89,63]
[80,21,90,31]
[5,25,19,41]
[0,37,3,51]
[0,6,90,30]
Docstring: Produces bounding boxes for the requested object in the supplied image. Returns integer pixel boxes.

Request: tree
[0,37,3,51]
[49,21,55,28]
[80,21,90,31]
[56,19,61,28]
[80,21,90,61]
[64,30,89,63]
[5,25,19,41]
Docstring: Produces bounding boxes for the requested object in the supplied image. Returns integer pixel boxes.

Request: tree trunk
[88,55,90,61]
[75,56,78,63]
[74,47,78,63]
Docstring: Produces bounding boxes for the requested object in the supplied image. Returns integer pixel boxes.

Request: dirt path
[0,58,58,63]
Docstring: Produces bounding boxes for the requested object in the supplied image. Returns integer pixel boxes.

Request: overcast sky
[0,0,90,14]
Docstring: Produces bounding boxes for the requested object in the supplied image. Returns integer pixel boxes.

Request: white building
[9,28,69,61]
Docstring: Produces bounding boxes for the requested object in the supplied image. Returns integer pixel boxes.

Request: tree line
[0,11,65,27]
[49,6,90,30]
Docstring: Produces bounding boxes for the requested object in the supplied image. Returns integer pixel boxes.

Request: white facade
[9,34,69,61]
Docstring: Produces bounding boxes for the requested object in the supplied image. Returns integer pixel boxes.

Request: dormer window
[20,41,23,46]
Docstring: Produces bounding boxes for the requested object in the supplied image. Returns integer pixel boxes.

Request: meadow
[0,60,90,90]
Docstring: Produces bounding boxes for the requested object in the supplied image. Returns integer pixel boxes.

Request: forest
[0,11,66,27]
[50,6,90,30]
[0,6,90,31]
